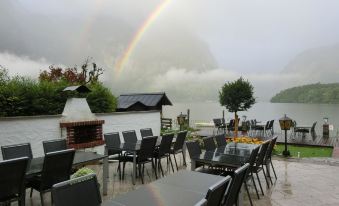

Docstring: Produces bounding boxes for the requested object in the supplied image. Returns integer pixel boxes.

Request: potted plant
[71,167,95,179]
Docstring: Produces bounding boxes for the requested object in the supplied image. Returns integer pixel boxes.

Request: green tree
[219,77,256,137]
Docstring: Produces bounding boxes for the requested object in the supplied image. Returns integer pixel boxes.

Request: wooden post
[187,109,190,128]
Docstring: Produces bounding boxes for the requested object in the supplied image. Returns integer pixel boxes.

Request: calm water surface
[163,102,339,136]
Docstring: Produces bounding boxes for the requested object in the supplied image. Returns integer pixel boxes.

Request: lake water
[163,101,339,136]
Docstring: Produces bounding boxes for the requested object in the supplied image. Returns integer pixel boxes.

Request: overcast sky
[1,0,339,101]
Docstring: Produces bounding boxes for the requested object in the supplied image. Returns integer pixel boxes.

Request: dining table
[26,150,109,195]
[190,142,257,171]
[102,170,230,206]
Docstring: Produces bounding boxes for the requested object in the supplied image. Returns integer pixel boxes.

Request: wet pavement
[23,156,339,205]
[249,158,339,206]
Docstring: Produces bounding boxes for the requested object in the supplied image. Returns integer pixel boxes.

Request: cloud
[0,52,51,78]
[109,65,303,102]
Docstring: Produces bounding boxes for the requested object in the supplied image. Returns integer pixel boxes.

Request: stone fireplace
[60,97,105,149]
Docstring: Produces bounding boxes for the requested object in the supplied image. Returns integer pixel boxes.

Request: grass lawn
[274,144,333,158]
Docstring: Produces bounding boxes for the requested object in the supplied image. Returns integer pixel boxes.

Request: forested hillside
[271,83,339,104]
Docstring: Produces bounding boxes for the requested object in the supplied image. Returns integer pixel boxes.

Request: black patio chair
[205,176,232,206]
[255,121,269,137]
[203,136,217,151]
[268,120,275,136]
[246,146,261,200]
[222,145,260,206]
[213,118,226,133]
[223,163,250,206]
[214,133,227,147]
[42,139,67,154]
[51,174,101,206]
[122,136,158,184]
[251,140,271,195]
[1,142,33,160]
[170,130,187,170]
[227,119,235,135]
[104,132,122,178]
[29,149,75,206]
[140,128,153,138]
[0,157,29,206]
[294,121,317,137]
[263,136,278,183]
[154,133,175,176]
[194,198,208,206]
[122,130,138,143]
[186,140,204,169]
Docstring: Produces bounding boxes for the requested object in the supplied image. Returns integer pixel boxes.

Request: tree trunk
[234,112,238,138]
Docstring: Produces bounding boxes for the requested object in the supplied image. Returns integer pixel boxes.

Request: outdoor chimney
[60,85,105,149]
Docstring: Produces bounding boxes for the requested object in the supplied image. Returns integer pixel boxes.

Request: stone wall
[0,111,161,159]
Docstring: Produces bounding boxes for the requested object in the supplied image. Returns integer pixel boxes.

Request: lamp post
[279,114,292,157]
[177,112,187,131]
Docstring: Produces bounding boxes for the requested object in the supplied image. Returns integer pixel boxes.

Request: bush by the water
[0,65,116,117]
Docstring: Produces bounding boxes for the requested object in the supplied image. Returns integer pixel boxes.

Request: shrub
[0,67,116,117]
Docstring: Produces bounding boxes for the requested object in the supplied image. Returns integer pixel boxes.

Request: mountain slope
[271,83,339,104]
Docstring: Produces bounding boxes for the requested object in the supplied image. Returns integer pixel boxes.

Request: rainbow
[114,0,171,75]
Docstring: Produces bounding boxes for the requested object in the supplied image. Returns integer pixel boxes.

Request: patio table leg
[191,159,196,171]
[132,151,136,185]
[103,156,108,195]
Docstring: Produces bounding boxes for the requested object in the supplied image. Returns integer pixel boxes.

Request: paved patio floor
[23,156,339,206]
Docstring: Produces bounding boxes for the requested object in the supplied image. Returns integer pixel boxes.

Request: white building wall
[0,111,161,160]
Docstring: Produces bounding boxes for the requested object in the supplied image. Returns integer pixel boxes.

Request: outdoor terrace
[23,152,339,206]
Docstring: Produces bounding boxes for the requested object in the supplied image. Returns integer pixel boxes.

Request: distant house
[116,92,173,112]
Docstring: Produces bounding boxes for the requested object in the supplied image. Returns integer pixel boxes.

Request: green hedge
[0,76,116,117]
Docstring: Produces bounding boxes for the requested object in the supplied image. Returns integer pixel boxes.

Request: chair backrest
[229,119,235,127]
[256,140,270,166]
[311,121,317,132]
[104,132,121,155]
[158,133,174,157]
[140,128,153,138]
[247,145,260,168]
[1,143,33,160]
[0,157,28,201]
[214,133,227,147]
[265,121,270,129]
[173,130,187,151]
[122,130,138,143]
[250,120,256,127]
[213,118,222,127]
[40,149,75,191]
[186,141,202,158]
[43,139,67,154]
[205,176,232,206]
[224,163,250,206]
[194,198,208,206]
[269,120,274,129]
[203,136,216,151]
[52,174,102,206]
[265,136,277,163]
[138,136,158,160]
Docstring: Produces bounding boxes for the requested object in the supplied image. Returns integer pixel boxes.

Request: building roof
[117,92,172,109]
[63,85,91,93]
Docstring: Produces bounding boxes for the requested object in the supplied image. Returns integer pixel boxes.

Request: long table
[103,170,230,206]
[190,142,257,171]
[26,151,109,195]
